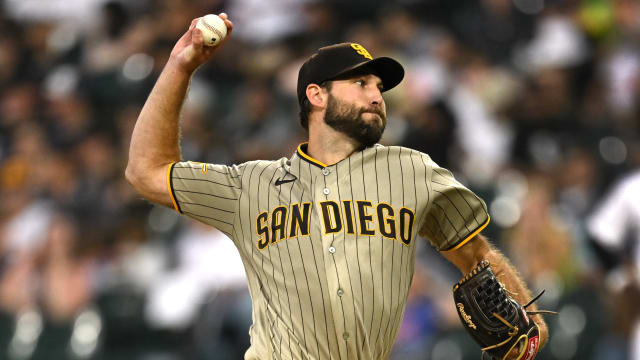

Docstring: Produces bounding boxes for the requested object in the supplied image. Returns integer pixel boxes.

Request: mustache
[359,107,385,118]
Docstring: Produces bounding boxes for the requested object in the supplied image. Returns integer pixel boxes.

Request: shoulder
[364,145,441,174]
[236,158,289,178]
[619,171,640,191]
[600,170,640,208]
[371,144,433,160]
[600,170,640,202]
[239,158,286,169]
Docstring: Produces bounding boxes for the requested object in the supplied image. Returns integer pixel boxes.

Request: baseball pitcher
[126,14,552,360]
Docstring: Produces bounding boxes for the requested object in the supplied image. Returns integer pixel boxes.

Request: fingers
[189,17,200,31]
[219,12,234,37]
[192,28,203,52]
[175,17,200,45]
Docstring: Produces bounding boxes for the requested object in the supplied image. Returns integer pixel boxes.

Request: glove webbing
[480,289,558,359]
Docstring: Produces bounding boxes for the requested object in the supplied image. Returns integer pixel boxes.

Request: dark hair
[298,81,331,130]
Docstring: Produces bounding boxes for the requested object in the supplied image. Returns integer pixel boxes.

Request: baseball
[195,14,227,47]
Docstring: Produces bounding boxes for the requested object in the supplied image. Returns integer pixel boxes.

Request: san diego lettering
[255,201,415,250]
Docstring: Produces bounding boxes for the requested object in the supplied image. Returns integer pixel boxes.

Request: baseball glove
[453,260,555,360]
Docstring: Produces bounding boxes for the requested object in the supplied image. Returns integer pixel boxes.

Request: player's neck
[307,126,360,166]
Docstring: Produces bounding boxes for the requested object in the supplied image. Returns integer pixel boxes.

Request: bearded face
[323,93,386,148]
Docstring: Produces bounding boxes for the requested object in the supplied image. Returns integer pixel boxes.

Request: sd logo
[351,43,373,60]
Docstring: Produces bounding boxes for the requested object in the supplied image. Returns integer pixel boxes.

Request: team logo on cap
[351,43,373,60]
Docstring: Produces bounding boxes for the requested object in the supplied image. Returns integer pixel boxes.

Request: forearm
[485,247,549,348]
[124,14,233,207]
[443,235,549,347]
[125,59,194,207]
[127,59,191,178]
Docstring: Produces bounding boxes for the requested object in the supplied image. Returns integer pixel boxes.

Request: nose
[370,87,383,106]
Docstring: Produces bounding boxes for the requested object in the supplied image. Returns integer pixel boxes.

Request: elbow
[125,163,154,198]
[124,160,174,208]
[124,161,172,205]
[125,163,141,190]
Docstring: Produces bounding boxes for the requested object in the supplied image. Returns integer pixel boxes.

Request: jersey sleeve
[168,161,243,237]
[418,156,490,251]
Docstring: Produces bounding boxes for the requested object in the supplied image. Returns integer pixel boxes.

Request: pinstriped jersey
[168,143,489,360]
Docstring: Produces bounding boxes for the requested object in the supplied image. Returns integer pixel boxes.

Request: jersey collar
[286,142,381,180]
[284,143,326,180]
[296,143,327,168]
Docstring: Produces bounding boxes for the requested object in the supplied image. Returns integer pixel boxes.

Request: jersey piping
[443,215,490,251]
[167,162,182,213]
[296,143,327,168]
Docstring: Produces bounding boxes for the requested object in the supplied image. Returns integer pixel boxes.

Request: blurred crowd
[1,0,639,359]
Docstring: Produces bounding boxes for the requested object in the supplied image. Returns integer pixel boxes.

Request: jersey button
[323,188,330,195]
[328,246,336,254]
[337,289,344,296]
[322,168,330,176]
[343,332,349,340]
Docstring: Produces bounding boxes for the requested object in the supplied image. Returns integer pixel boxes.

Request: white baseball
[195,14,227,47]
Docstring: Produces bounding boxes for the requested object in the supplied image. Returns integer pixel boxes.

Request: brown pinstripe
[168,143,489,360]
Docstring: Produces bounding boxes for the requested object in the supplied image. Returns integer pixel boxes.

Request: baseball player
[126,14,549,360]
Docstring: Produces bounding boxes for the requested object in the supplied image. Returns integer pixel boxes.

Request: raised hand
[169,13,233,74]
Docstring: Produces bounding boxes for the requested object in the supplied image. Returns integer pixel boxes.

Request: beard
[323,94,386,148]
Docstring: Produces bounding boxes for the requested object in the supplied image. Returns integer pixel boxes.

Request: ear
[306,83,327,109]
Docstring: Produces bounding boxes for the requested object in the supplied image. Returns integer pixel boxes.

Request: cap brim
[330,57,405,92]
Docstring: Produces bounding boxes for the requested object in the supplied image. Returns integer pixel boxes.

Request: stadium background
[1,0,639,359]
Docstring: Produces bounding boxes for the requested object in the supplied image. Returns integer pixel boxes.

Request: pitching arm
[125,14,233,207]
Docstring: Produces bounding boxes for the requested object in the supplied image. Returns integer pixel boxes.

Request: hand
[169,13,233,74]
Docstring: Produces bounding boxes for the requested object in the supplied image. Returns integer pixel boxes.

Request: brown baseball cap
[297,43,405,105]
